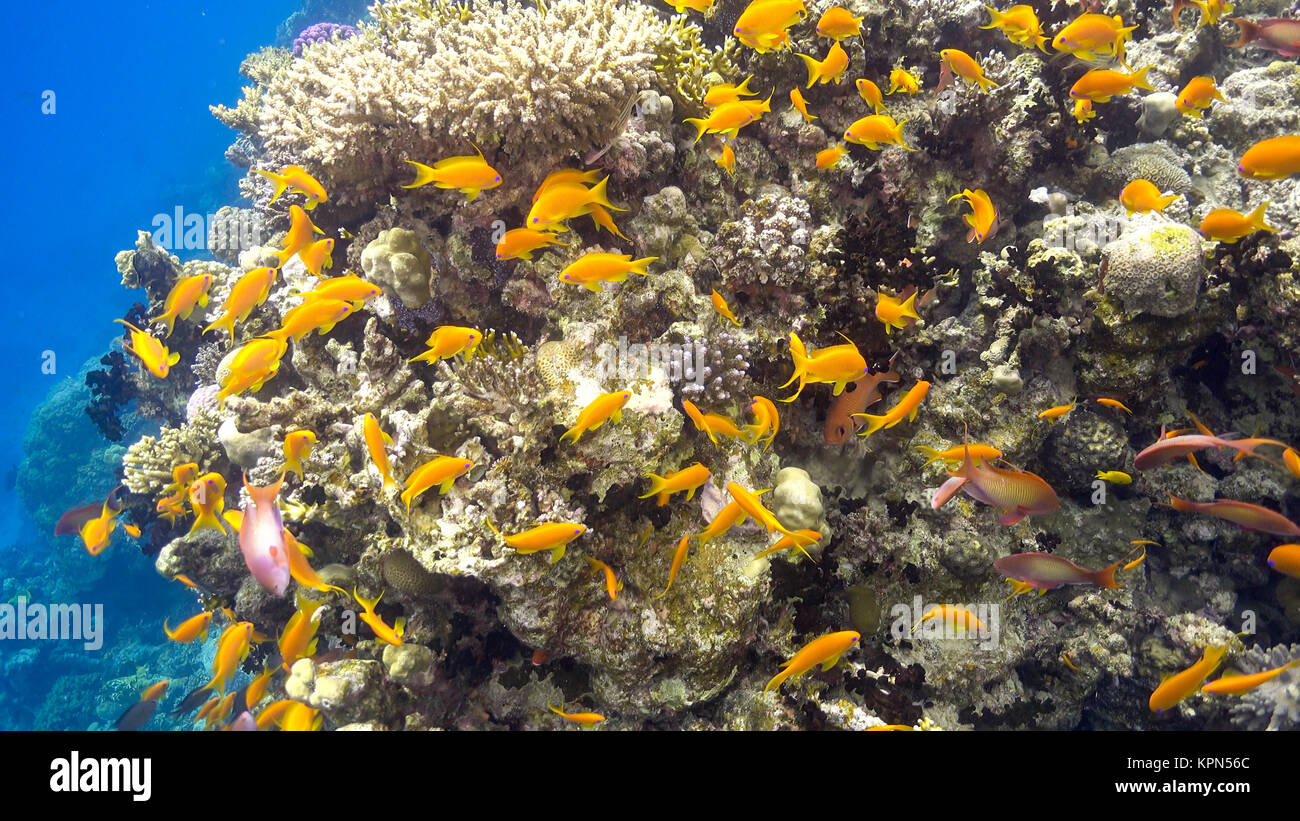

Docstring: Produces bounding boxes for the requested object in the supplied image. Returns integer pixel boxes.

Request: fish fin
[638,473,667,500]
[998,510,1027,526]
[1247,201,1277,233]
[852,413,888,436]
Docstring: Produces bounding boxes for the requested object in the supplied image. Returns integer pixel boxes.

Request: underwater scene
[7,0,1300,734]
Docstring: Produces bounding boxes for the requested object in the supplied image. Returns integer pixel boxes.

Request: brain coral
[244,0,660,209]
[1102,221,1204,318]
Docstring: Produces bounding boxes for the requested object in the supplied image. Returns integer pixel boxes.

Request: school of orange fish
[61,0,1300,729]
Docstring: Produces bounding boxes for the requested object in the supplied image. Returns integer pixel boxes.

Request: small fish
[1198,203,1277,243]
[279,589,325,669]
[402,148,502,202]
[409,326,482,364]
[1123,547,1147,571]
[297,237,335,277]
[208,621,255,695]
[816,143,848,169]
[283,529,347,595]
[855,79,887,113]
[1237,136,1300,180]
[486,518,586,564]
[164,611,213,643]
[559,253,658,292]
[267,297,354,344]
[1164,494,1300,536]
[252,165,327,210]
[1174,0,1234,28]
[1202,658,1300,695]
[122,523,142,538]
[743,395,781,449]
[910,605,985,634]
[711,289,741,325]
[789,88,817,122]
[695,498,756,546]
[1052,12,1137,62]
[716,142,736,176]
[240,472,291,597]
[682,400,747,443]
[274,205,324,268]
[203,267,278,343]
[733,0,807,52]
[852,381,930,436]
[754,529,822,561]
[639,463,712,506]
[1071,99,1096,125]
[115,319,180,379]
[684,96,772,142]
[495,228,566,261]
[779,331,870,401]
[1175,76,1226,118]
[948,188,1000,243]
[527,177,624,232]
[728,481,803,540]
[1095,470,1132,484]
[282,430,316,479]
[816,6,863,40]
[585,557,623,600]
[1230,17,1300,58]
[1120,179,1180,215]
[933,425,1060,525]
[875,290,919,334]
[662,0,714,13]
[548,704,606,725]
[796,41,850,87]
[299,274,382,307]
[188,473,228,536]
[655,535,693,598]
[887,67,921,94]
[353,588,406,646]
[1095,398,1132,414]
[916,442,1002,466]
[363,413,398,493]
[1267,544,1300,579]
[217,336,288,407]
[400,455,474,512]
[1038,399,1076,421]
[938,49,999,93]
[982,4,1048,51]
[703,76,756,108]
[764,630,860,692]
[560,390,632,444]
[1149,644,1229,712]
[1069,67,1154,103]
[151,274,213,338]
[843,114,916,151]
[994,549,1134,592]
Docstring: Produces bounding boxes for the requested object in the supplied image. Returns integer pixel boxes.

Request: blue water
[0,1,307,728]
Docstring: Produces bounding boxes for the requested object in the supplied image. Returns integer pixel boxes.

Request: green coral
[651,13,740,118]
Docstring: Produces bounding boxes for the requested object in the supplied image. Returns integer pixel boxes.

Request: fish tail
[202,313,236,344]
[560,425,582,445]
[684,117,709,143]
[252,169,288,203]
[638,473,667,500]
[400,160,438,189]
[853,413,888,437]
[900,291,919,320]
[764,668,792,693]
[916,445,943,465]
[585,175,625,211]
[1248,201,1277,233]
[979,6,1003,29]
[629,257,659,275]
[1128,65,1155,91]
[894,120,918,151]
[778,332,809,389]
[1228,17,1258,47]
[484,516,504,541]
[796,52,821,88]
[1092,559,1125,590]
[1157,193,1182,212]
[150,311,178,339]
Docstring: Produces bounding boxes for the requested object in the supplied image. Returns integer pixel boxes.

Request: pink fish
[239,473,291,596]
[993,551,1130,592]
[1230,18,1300,57]
[931,425,1060,525]
[1133,415,1284,470]
[1164,494,1300,537]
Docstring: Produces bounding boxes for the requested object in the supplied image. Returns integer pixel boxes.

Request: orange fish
[164,612,213,643]
[585,557,623,600]
[560,391,632,444]
[1198,203,1277,243]
[252,165,327,210]
[402,148,502,201]
[1175,76,1226,118]
[1238,136,1300,180]
[939,49,999,92]
[1120,179,1180,215]
[640,463,711,506]
[765,630,860,692]
[816,143,848,169]
[115,319,180,379]
[1150,644,1229,712]
[852,381,930,436]
[151,274,212,338]
[779,331,869,401]
[796,41,850,87]
[1069,66,1154,103]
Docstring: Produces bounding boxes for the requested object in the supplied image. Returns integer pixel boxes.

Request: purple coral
[292,23,360,57]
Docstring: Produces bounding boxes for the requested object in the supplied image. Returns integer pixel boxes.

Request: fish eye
[494,176,501,182]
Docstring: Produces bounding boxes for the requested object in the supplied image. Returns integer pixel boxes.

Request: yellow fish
[1096,398,1133,414]
[911,605,985,633]
[662,0,713,13]
[1198,203,1276,243]
[80,500,120,556]
[1120,179,1180,215]
[283,430,317,479]
[742,396,780,449]
[1052,12,1137,63]
[486,518,586,564]
[532,168,602,203]
[402,148,502,202]
[717,141,736,176]
[940,49,999,92]
[711,289,741,325]
[703,76,756,108]
[299,274,382,307]
[1095,470,1132,484]
[816,6,863,40]
[765,630,860,692]
[684,96,771,142]
[115,319,180,379]
[252,165,327,210]
[274,205,324,268]
[816,143,848,169]
[981,4,1048,51]
[948,188,1000,243]
[1038,399,1076,420]
[855,79,887,113]
[400,455,474,512]
[1069,66,1154,103]
[844,114,915,150]
[1073,98,1096,123]
[558,253,658,292]
[733,0,808,52]
[527,177,622,232]
[916,442,1002,465]
[409,326,482,364]
[640,463,712,506]
[1238,136,1300,181]
[682,400,747,443]
[561,390,632,444]
[789,87,817,122]
[495,228,566,261]
[875,290,919,334]
[1149,643,1229,712]
[187,472,228,536]
[548,704,605,725]
[151,274,213,338]
[779,331,869,401]
[363,413,398,493]
[352,589,406,646]
[217,336,288,407]
[1175,76,1226,118]
[297,237,335,276]
[203,266,277,344]
[267,298,355,344]
[887,67,921,94]
[585,557,623,600]
[796,41,850,87]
